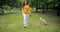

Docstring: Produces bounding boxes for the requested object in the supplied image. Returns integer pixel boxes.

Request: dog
[39,17,47,25]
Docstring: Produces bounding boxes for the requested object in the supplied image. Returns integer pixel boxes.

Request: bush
[2,5,11,11]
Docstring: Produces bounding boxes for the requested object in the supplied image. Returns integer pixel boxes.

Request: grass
[0,10,60,32]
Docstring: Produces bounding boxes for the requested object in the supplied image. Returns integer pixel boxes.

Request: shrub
[2,5,11,11]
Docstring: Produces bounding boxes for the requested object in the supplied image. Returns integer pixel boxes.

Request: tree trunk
[57,10,59,16]
[42,5,44,14]
[36,0,38,12]
[47,3,48,11]
[53,0,55,10]
[42,0,44,14]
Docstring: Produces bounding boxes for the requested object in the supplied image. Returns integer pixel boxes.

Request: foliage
[2,5,11,10]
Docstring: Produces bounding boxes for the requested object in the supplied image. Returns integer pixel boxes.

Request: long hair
[22,1,28,7]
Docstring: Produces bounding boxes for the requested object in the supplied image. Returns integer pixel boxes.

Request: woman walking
[22,1,31,28]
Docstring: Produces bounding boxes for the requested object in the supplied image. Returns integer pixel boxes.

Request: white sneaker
[24,24,28,28]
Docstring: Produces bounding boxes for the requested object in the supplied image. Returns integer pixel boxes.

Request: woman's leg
[26,14,28,26]
[23,13,28,27]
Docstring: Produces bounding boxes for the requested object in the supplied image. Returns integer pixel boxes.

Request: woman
[22,1,31,28]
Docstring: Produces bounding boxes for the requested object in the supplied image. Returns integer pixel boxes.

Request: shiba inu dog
[39,17,47,25]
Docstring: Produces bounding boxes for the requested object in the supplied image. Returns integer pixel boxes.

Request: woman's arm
[29,8,32,16]
[29,9,31,14]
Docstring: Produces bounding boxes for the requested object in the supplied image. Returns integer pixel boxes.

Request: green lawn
[0,10,60,32]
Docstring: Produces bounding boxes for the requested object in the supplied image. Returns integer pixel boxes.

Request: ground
[0,9,60,32]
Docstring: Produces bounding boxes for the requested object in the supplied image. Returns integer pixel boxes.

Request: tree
[0,0,22,14]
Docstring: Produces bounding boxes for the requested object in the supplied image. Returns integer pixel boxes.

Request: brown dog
[39,18,47,25]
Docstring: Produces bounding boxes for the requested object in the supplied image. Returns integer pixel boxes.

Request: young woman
[22,1,31,28]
